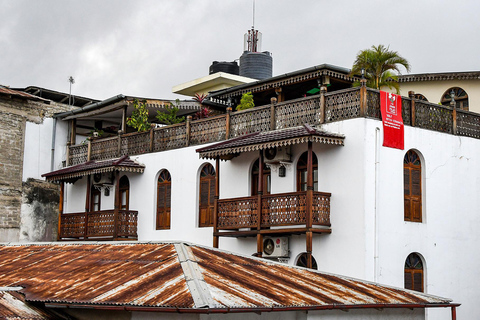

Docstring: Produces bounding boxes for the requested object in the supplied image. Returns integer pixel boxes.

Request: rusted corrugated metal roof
[42,155,145,182]
[0,242,457,313]
[197,124,345,160]
[0,290,54,319]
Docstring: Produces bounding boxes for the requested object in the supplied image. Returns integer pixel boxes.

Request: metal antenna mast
[68,76,75,106]
[252,0,255,29]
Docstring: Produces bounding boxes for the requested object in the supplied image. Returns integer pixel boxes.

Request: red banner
[380,91,404,149]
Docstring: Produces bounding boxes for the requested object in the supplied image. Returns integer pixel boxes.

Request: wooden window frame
[156,170,171,230]
[404,150,422,222]
[199,164,215,228]
[251,158,271,196]
[90,185,101,212]
[404,253,424,292]
[441,87,469,111]
[296,151,318,192]
[119,176,129,211]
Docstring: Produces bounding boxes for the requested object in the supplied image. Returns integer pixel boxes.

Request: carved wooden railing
[67,87,480,165]
[216,191,331,231]
[58,210,138,240]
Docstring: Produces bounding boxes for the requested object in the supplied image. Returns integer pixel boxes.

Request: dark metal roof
[398,71,480,82]
[0,85,51,103]
[42,155,145,182]
[12,86,98,108]
[197,124,345,160]
[0,242,456,313]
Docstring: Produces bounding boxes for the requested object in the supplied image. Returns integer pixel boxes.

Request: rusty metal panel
[0,243,195,308]
[0,242,453,312]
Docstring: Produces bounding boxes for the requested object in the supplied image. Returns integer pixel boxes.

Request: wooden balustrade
[216,191,331,235]
[58,210,138,240]
[67,88,480,165]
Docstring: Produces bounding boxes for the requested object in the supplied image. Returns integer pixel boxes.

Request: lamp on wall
[279,165,286,177]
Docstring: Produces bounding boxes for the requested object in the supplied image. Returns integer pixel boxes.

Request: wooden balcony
[58,210,138,241]
[67,87,480,165]
[214,191,332,237]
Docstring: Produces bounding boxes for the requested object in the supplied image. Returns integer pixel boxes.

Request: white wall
[62,117,479,319]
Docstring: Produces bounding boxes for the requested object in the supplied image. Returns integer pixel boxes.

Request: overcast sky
[1,0,479,101]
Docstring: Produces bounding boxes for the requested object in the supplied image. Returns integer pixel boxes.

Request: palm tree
[351,45,411,93]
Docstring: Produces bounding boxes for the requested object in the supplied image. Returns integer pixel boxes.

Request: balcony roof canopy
[42,155,145,183]
[197,124,344,160]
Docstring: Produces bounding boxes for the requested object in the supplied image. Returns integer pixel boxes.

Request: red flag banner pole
[380,91,404,150]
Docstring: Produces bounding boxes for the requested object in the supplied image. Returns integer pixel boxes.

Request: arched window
[441,87,468,111]
[414,93,428,102]
[251,159,271,195]
[119,176,129,210]
[156,170,171,230]
[199,164,215,227]
[296,252,318,270]
[404,150,422,222]
[90,185,101,212]
[297,151,318,191]
[404,253,424,292]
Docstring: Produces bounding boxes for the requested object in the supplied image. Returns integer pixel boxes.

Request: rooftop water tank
[239,51,272,80]
[209,61,240,75]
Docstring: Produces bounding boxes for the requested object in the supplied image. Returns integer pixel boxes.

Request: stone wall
[0,95,75,242]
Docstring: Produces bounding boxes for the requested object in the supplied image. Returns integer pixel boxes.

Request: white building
[40,64,479,319]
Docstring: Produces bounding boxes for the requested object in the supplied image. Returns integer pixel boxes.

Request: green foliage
[236,92,255,111]
[156,100,185,125]
[351,44,411,94]
[127,99,151,132]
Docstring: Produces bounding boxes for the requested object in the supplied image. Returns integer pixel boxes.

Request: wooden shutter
[199,165,215,227]
[156,180,171,230]
[404,151,422,222]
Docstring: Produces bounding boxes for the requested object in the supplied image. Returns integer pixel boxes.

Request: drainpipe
[50,118,57,171]
[374,127,380,282]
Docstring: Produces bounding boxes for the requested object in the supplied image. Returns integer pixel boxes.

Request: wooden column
[87,138,92,161]
[270,97,277,131]
[451,98,457,135]
[185,116,192,147]
[149,124,155,152]
[409,91,416,127]
[85,175,91,239]
[225,107,232,140]
[213,157,220,248]
[275,87,284,102]
[319,86,327,124]
[256,150,264,257]
[113,171,120,240]
[359,79,367,117]
[121,106,127,133]
[70,119,77,145]
[306,141,314,269]
[57,182,64,241]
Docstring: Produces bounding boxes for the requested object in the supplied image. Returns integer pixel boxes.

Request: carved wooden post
[256,150,264,257]
[319,86,327,124]
[57,182,64,241]
[451,93,457,135]
[225,107,232,140]
[185,116,192,147]
[87,138,92,161]
[306,141,314,269]
[117,130,122,157]
[113,171,120,240]
[70,119,76,145]
[359,79,367,117]
[275,87,284,102]
[149,125,154,152]
[409,91,416,127]
[66,142,71,167]
[270,97,277,131]
[85,175,91,239]
[213,157,220,248]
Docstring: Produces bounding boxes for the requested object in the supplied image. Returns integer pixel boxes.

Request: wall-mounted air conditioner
[264,146,291,163]
[263,236,289,258]
[93,172,113,185]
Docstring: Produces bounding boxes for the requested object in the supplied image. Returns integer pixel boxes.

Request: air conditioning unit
[93,172,113,185]
[264,146,291,163]
[263,237,289,258]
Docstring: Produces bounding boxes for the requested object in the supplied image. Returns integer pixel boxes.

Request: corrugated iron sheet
[0,291,54,319]
[0,242,454,312]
